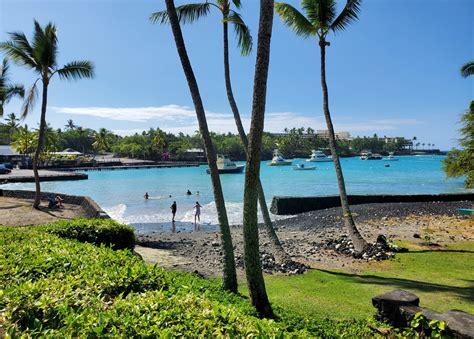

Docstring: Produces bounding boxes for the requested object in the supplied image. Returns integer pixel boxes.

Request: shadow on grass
[408,249,474,254]
[317,269,474,303]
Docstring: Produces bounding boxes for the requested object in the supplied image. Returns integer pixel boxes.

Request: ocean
[2,155,470,231]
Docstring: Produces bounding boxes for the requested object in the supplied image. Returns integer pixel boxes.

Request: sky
[0,0,473,150]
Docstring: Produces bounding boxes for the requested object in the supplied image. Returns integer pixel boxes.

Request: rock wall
[271,193,474,215]
[0,189,109,219]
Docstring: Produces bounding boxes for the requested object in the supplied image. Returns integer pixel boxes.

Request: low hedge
[41,218,135,250]
[0,225,379,337]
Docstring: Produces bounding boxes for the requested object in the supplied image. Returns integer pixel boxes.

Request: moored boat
[307,149,333,162]
[360,151,382,160]
[293,163,316,170]
[206,154,245,174]
[383,152,399,161]
[268,150,292,166]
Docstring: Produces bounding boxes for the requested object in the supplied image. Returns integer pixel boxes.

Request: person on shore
[193,201,202,224]
[186,189,192,196]
[55,194,64,208]
[144,192,149,200]
[170,201,177,222]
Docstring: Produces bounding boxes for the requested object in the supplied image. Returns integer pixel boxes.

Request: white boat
[206,154,245,174]
[383,152,399,161]
[307,150,333,162]
[360,151,382,160]
[268,150,292,166]
[293,163,316,170]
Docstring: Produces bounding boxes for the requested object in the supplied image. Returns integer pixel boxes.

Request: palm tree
[0,58,24,117]
[65,119,76,130]
[151,0,287,261]
[275,0,367,252]
[241,0,275,318]
[461,60,474,78]
[92,128,111,153]
[162,0,237,293]
[5,112,20,140]
[11,124,35,156]
[0,20,94,208]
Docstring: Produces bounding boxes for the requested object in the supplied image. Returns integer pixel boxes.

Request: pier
[0,169,88,184]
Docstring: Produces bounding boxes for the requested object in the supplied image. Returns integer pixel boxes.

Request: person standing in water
[170,201,177,222]
[193,201,202,224]
[144,192,149,200]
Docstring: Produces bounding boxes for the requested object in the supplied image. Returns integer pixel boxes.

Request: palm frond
[301,0,336,32]
[21,82,38,119]
[4,84,25,103]
[232,0,242,9]
[32,20,58,70]
[1,58,9,79]
[151,3,210,25]
[228,10,253,56]
[0,41,38,70]
[56,61,95,81]
[461,61,474,78]
[9,32,35,61]
[274,2,316,37]
[331,0,362,33]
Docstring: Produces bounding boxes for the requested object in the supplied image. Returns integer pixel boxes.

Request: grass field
[240,242,474,320]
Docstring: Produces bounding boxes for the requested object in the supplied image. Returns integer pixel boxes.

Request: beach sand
[135,200,474,277]
[0,196,89,226]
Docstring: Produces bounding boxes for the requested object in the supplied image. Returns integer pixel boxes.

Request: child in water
[193,201,202,224]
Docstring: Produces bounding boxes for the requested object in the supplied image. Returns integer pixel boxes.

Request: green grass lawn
[240,242,474,320]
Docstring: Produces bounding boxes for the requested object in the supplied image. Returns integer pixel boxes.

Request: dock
[55,162,201,172]
[0,169,88,184]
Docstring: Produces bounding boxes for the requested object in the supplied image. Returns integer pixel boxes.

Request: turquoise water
[2,155,469,227]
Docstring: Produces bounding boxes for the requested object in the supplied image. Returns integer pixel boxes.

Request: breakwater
[270,193,474,215]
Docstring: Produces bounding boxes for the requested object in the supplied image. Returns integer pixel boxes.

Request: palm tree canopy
[150,1,252,55]
[461,60,474,78]
[275,0,362,38]
[0,20,95,117]
[0,58,25,116]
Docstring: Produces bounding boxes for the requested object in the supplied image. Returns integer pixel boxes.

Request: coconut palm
[275,0,367,252]
[241,0,275,317]
[151,0,287,261]
[461,60,474,78]
[11,124,35,155]
[0,20,94,208]
[0,58,24,117]
[162,0,237,293]
[92,128,111,153]
[65,119,76,130]
[5,112,20,140]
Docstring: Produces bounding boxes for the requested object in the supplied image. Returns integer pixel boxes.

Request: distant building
[0,145,26,165]
[316,130,351,140]
[183,148,206,162]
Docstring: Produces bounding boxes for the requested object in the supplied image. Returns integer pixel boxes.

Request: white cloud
[52,104,420,136]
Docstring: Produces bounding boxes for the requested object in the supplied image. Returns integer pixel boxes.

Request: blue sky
[1,0,472,150]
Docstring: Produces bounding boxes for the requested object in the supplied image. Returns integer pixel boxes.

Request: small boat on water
[307,149,333,162]
[206,154,245,174]
[383,152,399,161]
[360,151,382,160]
[293,163,316,170]
[268,150,292,166]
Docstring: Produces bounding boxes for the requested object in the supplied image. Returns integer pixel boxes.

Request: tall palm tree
[241,0,275,318]
[151,0,288,261]
[0,58,24,117]
[65,119,76,130]
[162,0,237,293]
[1,20,94,208]
[92,128,111,153]
[5,112,20,140]
[275,0,368,252]
[461,60,474,78]
[11,124,35,156]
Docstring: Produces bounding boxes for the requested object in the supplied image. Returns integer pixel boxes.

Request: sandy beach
[135,200,474,277]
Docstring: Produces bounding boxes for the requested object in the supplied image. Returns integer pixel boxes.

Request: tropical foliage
[0,20,94,208]
[0,58,24,116]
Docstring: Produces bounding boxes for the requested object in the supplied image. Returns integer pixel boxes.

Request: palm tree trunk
[32,78,48,209]
[242,0,274,318]
[318,38,367,253]
[165,0,237,293]
[222,21,288,262]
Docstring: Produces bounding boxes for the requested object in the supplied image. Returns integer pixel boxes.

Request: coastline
[135,200,473,277]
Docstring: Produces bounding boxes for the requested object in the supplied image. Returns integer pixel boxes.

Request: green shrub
[0,226,378,337]
[41,218,135,250]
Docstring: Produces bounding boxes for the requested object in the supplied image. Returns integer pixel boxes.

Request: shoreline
[135,200,473,277]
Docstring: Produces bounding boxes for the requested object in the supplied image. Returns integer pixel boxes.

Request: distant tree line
[1,118,418,161]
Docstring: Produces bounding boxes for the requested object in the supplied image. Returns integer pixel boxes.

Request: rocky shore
[135,201,473,277]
